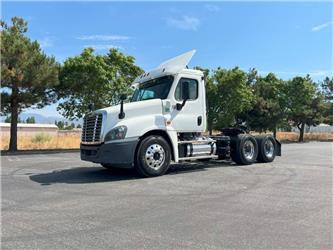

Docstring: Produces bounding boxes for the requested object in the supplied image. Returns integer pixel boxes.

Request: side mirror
[88,103,94,112]
[176,81,190,111]
[120,94,127,101]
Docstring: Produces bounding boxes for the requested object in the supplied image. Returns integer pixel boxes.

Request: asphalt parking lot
[1,142,332,249]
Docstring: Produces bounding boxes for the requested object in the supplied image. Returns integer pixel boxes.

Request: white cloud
[84,44,122,50]
[311,21,333,32]
[39,37,53,48]
[205,4,220,12]
[77,35,130,41]
[167,16,200,31]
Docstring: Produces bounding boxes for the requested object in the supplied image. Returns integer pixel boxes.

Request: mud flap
[275,139,282,156]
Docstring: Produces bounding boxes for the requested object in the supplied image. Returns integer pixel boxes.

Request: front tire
[231,134,258,165]
[135,135,171,177]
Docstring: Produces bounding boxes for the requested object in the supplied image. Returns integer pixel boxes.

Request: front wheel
[135,135,171,177]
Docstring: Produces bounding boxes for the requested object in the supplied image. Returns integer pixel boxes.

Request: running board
[178,155,218,161]
[178,140,215,144]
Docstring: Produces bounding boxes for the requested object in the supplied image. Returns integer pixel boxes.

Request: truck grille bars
[81,113,103,144]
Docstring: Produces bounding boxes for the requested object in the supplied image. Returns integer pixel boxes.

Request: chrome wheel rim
[243,140,255,161]
[145,144,165,170]
[264,139,274,158]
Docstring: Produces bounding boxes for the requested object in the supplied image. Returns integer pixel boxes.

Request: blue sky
[2,1,333,118]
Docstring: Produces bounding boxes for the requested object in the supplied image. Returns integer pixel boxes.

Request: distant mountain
[1,113,83,125]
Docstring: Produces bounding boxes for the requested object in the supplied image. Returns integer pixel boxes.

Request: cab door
[169,75,205,132]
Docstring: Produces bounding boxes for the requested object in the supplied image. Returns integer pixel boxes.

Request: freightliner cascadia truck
[80,50,281,177]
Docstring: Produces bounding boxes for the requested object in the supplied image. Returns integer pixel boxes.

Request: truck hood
[96,99,164,133]
[99,99,163,116]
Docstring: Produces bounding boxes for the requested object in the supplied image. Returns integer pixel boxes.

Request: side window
[141,90,155,100]
[175,78,198,101]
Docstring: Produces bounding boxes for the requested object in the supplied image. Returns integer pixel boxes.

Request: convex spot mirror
[120,94,127,101]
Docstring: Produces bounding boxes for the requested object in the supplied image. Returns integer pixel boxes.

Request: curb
[1,149,80,156]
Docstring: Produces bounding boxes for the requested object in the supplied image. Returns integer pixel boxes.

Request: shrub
[31,133,52,144]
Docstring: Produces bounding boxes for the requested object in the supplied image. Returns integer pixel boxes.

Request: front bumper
[80,138,139,168]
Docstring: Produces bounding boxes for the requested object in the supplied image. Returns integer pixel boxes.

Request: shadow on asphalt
[29,161,233,185]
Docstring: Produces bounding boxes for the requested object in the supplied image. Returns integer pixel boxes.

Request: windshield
[131,75,174,102]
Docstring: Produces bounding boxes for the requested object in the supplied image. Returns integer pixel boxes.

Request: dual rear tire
[256,135,277,163]
[231,134,258,165]
[231,134,276,165]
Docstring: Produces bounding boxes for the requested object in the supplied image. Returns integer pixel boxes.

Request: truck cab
[81,50,281,177]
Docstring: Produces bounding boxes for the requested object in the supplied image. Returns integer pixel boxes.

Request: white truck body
[81,51,281,177]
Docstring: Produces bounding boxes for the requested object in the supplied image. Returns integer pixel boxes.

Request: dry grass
[1,131,332,150]
[1,133,81,150]
[276,132,333,142]
[207,130,333,142]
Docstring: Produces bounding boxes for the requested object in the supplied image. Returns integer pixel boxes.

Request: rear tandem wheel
[231,134,258,165]
[256,135,277,163]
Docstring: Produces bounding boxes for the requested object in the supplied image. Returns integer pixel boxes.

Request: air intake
[81,113,103,144]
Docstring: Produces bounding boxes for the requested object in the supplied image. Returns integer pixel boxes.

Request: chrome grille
[81,113,103,144]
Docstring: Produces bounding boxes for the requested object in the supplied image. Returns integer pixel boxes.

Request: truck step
[178,140,216,144]
[178,155,218,161]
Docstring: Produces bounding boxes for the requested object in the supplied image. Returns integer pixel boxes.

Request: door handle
[197,116,202,126]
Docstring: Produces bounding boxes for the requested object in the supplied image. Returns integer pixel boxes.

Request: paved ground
[1,142,332,249]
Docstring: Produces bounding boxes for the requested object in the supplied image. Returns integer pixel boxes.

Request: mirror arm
[181,99,187,108]
[118,100,125,119]
[88,103,94,112]
[176,99,188,111]
[118,93,127,119]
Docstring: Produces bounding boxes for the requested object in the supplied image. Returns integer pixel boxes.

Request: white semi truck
[80,50,281,177]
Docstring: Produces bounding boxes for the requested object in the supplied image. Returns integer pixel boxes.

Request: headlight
[104,126,127,142]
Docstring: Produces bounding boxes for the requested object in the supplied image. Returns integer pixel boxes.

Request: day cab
[80,50,281,177]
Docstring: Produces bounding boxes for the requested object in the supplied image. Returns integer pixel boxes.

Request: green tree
[206,77,219,134]
[212,67,254,130]
[4,115,23,123]
[246,68,258,86]
[26,116,36,124]
[1,17,59,151]
[55,120,64,129]
[194,66,218,135]
[76,124,82,129]
[244,73,287,137]
[59,121,65,129]
[57,48,143,119]
[285,76,325,142]
[321,77,333,125]
[321,76,333,101]
[4,116,11,123]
